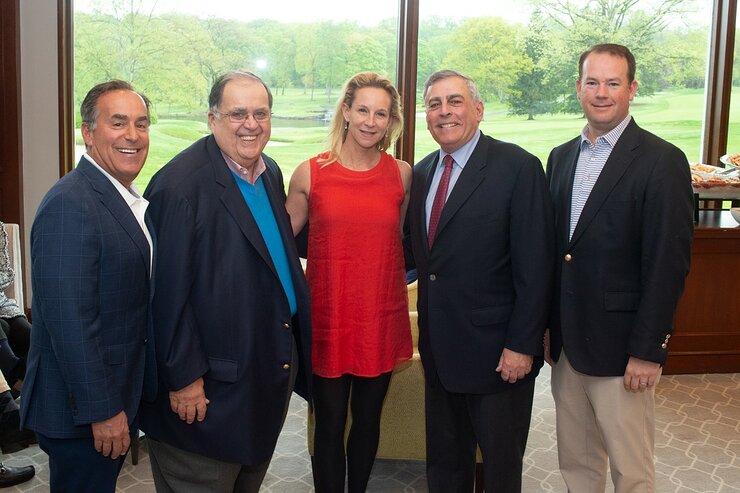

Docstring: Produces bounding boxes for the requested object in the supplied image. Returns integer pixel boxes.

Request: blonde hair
[323,72,403,164]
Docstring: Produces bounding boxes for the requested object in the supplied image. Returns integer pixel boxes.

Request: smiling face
[424,75,483,154]
[577,52,638,141]
[208,78,271,170]
[342,87,392,150]
[81,89,150,188]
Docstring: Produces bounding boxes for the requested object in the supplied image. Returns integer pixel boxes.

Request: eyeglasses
[215,109,272,123]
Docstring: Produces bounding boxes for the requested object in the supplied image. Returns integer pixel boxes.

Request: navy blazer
[21,157,155,438]
[139,135,312,466]
[546,118,694,376]
[406,132,554,394]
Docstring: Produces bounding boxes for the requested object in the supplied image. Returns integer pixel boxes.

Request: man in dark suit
[139,71,311,492]
[21,80,157,492]
[405,70,554,492]
[544,44,694,492]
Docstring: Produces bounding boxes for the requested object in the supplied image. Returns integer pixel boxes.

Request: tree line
[75,0,734,121]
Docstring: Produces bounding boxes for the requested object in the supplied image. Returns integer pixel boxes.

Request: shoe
[0,462,35,488]
[0,411,36,454]
[0,427,36,454]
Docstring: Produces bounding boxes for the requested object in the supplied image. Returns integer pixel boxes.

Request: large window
[73,0,399,189]
[69,0,737,189]
[414,0,712,165]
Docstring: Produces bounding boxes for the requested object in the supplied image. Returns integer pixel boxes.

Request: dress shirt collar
[84,153,146,205]
[84,153,153,274]
[221,151,266,185]
[580,114,632,149]
[436,129,482,170]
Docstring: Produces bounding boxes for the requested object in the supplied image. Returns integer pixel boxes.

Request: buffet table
[664,211,740,374]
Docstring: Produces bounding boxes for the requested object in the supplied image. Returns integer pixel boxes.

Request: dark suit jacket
[406,132,554,394]
[139,135,312,466]
[546,118,694,376]
[21,157,155,438]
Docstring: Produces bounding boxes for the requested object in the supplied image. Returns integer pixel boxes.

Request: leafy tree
[316,22,351,101]
[508,11,555,119]
[294,24,322,99]
[651,29,708,90]
[261,23,298,95]
[342,32,387,80]
[416,17,456,100]
[530,0,700,113]
[444,17,528,103]
[376,18,400,80]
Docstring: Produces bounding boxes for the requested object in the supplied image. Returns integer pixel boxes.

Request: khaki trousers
[551,351,659,493]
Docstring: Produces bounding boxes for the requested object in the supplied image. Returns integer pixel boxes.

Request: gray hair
[423,70,482,104]
[208,71,273,113]
[80,80,150,131]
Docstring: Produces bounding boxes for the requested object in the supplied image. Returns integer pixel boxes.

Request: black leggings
[1,316,31,360]
[0,316,30,384]
[312,372,392,493]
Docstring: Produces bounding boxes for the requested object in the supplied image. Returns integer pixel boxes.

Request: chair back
[2,223,24,312]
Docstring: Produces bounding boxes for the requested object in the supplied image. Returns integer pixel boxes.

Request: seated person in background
[0,222,30,388]
[0,362,36,487]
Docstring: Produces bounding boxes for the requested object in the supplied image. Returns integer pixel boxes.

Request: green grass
[111,87,739,190]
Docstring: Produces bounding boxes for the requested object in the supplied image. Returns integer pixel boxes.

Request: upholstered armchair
[1,223,25,313]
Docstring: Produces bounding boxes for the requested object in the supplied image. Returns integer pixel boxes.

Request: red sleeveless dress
[307,151,412,378]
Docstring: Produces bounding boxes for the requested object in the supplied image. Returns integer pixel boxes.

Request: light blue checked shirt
[569,115,632,240]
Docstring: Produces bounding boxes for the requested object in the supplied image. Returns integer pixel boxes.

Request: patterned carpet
[3,366,739,492]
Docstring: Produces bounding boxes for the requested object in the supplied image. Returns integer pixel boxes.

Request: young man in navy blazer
[21,80,157,492]
[544,44,694,492]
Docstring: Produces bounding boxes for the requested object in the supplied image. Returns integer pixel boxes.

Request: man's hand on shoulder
[624,356,661,393]
[169,377,209,424]
[91,410,130,459]
[496,348,533,383]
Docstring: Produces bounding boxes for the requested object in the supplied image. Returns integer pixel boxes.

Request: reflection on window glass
[727,15,740,160]
[74,0,399,189]
[415,0,711,165]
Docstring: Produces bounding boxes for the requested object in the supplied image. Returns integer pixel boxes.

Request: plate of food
[720,153,740,168]
[690,163,740,198]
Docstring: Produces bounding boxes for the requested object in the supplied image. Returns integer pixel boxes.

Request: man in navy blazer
[544,44,694,492]
[21,80,157,492]
[405,70,554,492]
[139,71,311,492]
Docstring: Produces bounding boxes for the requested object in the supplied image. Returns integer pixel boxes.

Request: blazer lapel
[78,158,151,273]
[433,137,487,242]
[207,138,278,277]
[419,153,439,254]
[569,120,641,247]
[262,158,305,279]
[555,139,580,250]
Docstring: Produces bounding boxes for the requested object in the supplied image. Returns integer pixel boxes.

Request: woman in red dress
[286,72,412,493]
